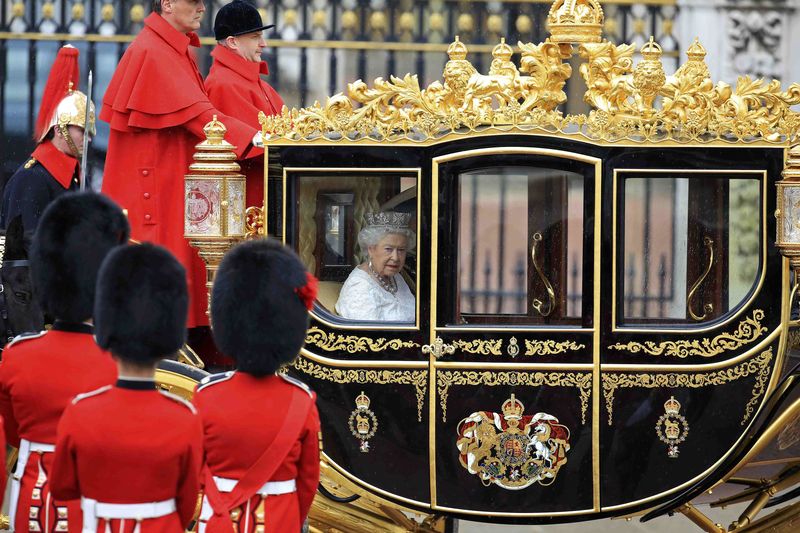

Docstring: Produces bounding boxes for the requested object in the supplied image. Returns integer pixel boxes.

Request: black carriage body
[269,134,788,522]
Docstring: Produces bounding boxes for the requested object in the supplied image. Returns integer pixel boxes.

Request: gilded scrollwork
[304,326,420,354]
[293,357,427,422]
[453,339,503,356]
[258,12,800,145]
[602,349,773,426]
[608,310,766,358]
[524,339,586,357]
[437,370,592,425]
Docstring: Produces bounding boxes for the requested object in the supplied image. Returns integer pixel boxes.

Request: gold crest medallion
[656,396,689,458]
[348,391,378,453]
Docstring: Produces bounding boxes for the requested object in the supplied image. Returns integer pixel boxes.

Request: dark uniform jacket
[0,141,79,233]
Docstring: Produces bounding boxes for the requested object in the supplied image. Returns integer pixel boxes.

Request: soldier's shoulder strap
[279,373,313,397]
[6,330,47,349]
[72,385,113,405]
[196,371,235,393]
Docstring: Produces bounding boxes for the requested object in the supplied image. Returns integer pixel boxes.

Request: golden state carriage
[163,0,800,530]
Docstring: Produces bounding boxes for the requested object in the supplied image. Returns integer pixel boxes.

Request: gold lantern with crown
[184,116,246,315]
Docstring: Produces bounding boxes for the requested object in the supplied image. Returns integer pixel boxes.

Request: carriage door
[428,147,601,515]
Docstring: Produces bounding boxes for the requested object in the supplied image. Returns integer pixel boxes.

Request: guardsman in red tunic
[193,240,321,533]
[0,45,95,234]
[206,0,284,209]
[0,192,129,532]
[100,0,263,328]
[51,243,203,533]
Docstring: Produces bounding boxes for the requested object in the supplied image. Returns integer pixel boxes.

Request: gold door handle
[687,236,715,321]
[531,232,556,317]
[422,337,456,359]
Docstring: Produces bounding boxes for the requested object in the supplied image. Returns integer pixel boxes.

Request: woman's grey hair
[357,226,416,256]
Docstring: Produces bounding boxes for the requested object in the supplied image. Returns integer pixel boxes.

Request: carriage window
[620,173,761,324]
[293,172,418,324]
[456,167,585,325]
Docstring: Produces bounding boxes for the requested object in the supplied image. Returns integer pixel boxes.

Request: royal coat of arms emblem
[455,394,571,490]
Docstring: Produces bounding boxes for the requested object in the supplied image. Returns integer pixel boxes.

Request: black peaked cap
[214,0,275,40]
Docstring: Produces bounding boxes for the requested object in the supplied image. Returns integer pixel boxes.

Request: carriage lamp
[776,145,800,290]
[184,116,246,315]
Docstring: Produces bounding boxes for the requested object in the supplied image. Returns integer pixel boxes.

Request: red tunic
[51,380,203,533]
[100,13,261,327]
[192,372,320,533]
[0,322,117,533]
[205,45,284,209]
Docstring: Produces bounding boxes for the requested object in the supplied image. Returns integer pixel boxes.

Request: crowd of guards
[0,191,321,533]
[0,1,322,532]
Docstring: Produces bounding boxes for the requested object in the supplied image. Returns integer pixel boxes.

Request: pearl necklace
[368,262,398,295]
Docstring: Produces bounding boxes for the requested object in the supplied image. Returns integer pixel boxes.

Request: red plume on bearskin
[34,45,80,141]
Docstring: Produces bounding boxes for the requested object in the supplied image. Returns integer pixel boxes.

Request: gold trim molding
[602,349,773,426]
[608,310,766,358]
[259,34,800,145]
[305,326,420,353]
[525,339,587,356]
[437,370,592,424]
[293,357,428,421]
[453,339,503,355]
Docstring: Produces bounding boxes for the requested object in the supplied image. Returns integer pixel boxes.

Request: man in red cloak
[205,0,284,210]
[101,0,262,327]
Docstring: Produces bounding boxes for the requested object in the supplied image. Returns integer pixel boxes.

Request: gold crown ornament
[502,394,525,420]
[355,391,371,410]
[447,35,468,61]
[547,0,604,44]
[664,396,681,415]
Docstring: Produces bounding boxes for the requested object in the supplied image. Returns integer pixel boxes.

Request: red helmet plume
[34,45,80,142]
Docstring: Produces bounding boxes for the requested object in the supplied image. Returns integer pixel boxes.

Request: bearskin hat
[211,239,311,376]
[95,243,187,362]
[30,192,130,322]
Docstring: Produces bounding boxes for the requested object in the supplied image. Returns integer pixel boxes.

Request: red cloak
[101,13,261,327]
[205,45,284,209]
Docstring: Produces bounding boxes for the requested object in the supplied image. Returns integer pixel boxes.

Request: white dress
[335,268,415,322]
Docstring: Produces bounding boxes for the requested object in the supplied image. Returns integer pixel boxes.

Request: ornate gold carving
[437,370,592,424]
[524,339,586,357]
[259,29,800,145]
[293,357,427,422]
[305,326,420,353]
[602,349,773,426]
[453,339,503,356]
[608,309,766,358]
[788,328,800,351]
[245,205,266,238]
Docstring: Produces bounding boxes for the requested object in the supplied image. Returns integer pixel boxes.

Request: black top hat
[211,239,310,376]
[95,243,188,362]
[31,192,130,323]
[214,0,275,41]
